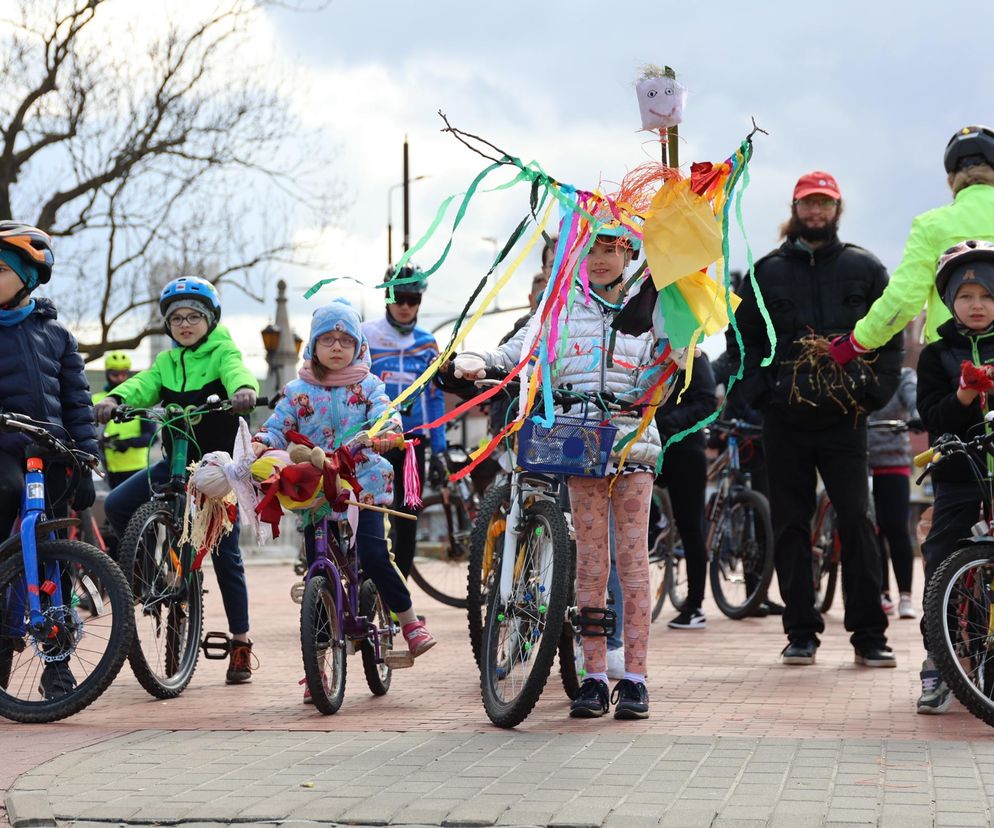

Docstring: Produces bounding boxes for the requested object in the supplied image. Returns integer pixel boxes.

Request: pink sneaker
[402,620,437,657]
[299,673,328,703]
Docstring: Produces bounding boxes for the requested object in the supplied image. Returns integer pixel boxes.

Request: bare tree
[0,0,339,359]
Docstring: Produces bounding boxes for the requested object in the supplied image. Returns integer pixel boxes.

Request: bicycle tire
[358,579,392,696]
[480,499,572,728]
[926,546,994,727]
[812,499,840,613]
[0,540,134,723]
[118,501,203,699]
[466,482,511,667]
[709,488,775,619]
[301,575,346,715]
[410,492,471,608]
[557,541,580,700]
[653,488,682,619]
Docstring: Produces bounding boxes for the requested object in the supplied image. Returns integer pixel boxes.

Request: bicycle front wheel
[480,500,571,728]
[0,540,134,723]
[301,575,346,715]
[118,501,203,699]
[926,546,994,727]
[467,483,511,667]
[411,492,471,608]
[710,488,774,619]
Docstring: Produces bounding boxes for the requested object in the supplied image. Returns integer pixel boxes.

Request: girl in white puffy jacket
[455,233,676,720]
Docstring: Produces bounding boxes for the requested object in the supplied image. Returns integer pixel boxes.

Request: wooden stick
[347,500,418,520]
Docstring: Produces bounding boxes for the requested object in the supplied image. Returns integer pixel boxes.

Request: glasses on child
[168,312,207,328]
[392,294,422,307]
[316,333,355,348]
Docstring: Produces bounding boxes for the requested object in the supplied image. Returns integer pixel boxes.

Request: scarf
[0,299,35,327]
[385,307,417,335]
[298,359,369,388]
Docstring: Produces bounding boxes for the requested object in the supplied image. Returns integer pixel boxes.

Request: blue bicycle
[0,413,135,722]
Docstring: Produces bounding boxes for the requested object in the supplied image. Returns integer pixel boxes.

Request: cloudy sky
[105,0,994,371]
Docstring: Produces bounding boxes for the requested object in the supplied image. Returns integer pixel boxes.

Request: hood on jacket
[304,298,371,368]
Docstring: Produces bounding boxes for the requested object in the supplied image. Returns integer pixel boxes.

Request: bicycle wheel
[411,492,471,608]
[812,500,840,613]
[652,488,682,619]
[480,499,571,728]
[358,579,392,696]
[0,540,134,723]
[118,501,203,699]
[300,575,346,715]
[926,546,994,726]
[710,488,775,619]
[665,511,689,613]
[467,482,511,667]
[557,566,581,701]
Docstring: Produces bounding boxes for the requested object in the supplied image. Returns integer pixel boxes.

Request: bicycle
[112,395,269,699]
[477,381,639,727]
[702,419,774,619]
[300,433,414,714]
[0,413,134,722]
[648,484,682,621]
[916,420,994,727]
[810,419,912,613]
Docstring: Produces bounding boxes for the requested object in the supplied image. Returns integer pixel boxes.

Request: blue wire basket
[517,415,617,478]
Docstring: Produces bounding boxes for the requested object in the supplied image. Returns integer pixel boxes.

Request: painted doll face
[636,76,687,131]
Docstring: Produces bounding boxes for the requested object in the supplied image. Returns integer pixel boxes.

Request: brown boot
[226,639,254,684]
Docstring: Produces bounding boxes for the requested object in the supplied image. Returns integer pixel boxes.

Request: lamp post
[260,279,301,400]
[387,174,429,266]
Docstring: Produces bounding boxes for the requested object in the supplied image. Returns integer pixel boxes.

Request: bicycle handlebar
[474,372,645,415]
[112,394,274,423]
[0,412,101,471]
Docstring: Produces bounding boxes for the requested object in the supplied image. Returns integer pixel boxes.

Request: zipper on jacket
[180,348,189,392]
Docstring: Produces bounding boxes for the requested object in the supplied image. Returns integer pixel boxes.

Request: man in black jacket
[734,171,903,667]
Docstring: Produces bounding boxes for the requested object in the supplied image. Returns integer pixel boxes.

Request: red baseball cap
[793,171,841,201]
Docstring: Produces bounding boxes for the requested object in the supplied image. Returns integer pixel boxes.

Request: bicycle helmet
[935,240,994,304]
[159,276,221,322]
[0,221,54,285]
[383,264,427,294]
[104,351,132,371]
[944,126,994,174]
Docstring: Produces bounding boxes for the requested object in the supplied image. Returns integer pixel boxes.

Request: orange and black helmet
[0,221,54,285]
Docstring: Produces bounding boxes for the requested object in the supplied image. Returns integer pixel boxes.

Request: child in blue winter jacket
[253,299,436,676]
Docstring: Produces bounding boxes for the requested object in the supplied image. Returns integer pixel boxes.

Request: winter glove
[959,360,994,392]
[102,435,121,451]
[428,453,448,487]
[828,333,868,366]
[453,353,486,380]
[93,397,120,425]
[231,388,257,413]
[72,469,95,511]
[906,417,925,433]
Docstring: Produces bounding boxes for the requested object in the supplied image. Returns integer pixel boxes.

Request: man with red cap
[732,172,903,668]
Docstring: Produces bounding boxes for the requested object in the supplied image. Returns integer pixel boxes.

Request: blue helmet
[159,276,221,318]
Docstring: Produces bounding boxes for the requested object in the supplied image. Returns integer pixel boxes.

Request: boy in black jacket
[915,240,994,714]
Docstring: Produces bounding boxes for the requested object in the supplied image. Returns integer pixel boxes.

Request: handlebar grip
[913,448,939,468]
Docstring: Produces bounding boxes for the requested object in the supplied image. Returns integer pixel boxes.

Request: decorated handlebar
[112,394,274,423]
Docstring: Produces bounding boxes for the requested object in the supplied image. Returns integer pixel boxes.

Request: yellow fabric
[642,179,724,289]
[675,271,741,336]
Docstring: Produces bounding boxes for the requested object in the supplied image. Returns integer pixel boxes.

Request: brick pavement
[2,558,993,827]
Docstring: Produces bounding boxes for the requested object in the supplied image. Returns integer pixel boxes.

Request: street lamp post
[387,175,429,266]
[260,279,302,401]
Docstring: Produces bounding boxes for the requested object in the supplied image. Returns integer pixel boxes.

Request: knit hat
[164,297,216,327]
[304,298,370,367]
[0,250,40,291]
[943,260,994,311]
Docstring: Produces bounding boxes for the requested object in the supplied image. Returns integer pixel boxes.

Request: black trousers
[656,448,708,609]
[385,437,427,579]
[762,413,888,651]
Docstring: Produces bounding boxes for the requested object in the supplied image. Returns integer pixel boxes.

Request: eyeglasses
[392,294,422,307]
[316,333,356,348]
[794,196,839,211]
[167,313,207,328]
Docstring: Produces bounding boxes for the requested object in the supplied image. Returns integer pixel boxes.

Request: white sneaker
[899,594,917,619]
[606,647,625,680]
[917,658,952,714]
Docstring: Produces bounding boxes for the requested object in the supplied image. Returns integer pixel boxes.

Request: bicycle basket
[517,415,617,478]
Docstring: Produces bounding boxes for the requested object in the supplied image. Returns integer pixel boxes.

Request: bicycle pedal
[201,630,231,659]
[384,649,414,669]
[289,581,306,604]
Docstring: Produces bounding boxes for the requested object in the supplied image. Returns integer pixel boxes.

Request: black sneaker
[611,678,649,720]
[780,639,817,665]
[569,678,610,718]
[854,645,897,668]
[39,660,77,700]
[667,607,706,629]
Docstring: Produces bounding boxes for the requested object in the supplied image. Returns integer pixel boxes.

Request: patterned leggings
[568,472,653,676]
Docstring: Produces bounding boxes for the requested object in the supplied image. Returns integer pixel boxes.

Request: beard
[779,203,843,244]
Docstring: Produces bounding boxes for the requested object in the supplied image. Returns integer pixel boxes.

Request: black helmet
[383,264,426,294]
[944,126,994,174]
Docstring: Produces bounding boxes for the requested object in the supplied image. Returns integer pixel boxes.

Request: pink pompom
[402,439,423,509]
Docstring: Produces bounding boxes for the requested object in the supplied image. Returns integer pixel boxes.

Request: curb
[5,790,56,828]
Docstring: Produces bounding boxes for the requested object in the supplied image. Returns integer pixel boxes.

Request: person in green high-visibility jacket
[830,126,994,365]
[93,350,155,489]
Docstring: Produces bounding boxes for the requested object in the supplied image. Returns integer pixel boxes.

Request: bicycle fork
[499,475,523,604]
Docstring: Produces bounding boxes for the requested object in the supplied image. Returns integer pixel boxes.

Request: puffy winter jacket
[735,237,903,429]
[362,316,447,453]
[109,325,258,460]
[917,319,994,486]
[0,298,98,458]
[472,295,673,468]
[854,184,994,348]
[867,367,917,469]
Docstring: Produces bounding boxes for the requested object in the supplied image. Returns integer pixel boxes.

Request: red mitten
[828,333,868,366]
[959,360,994,392]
